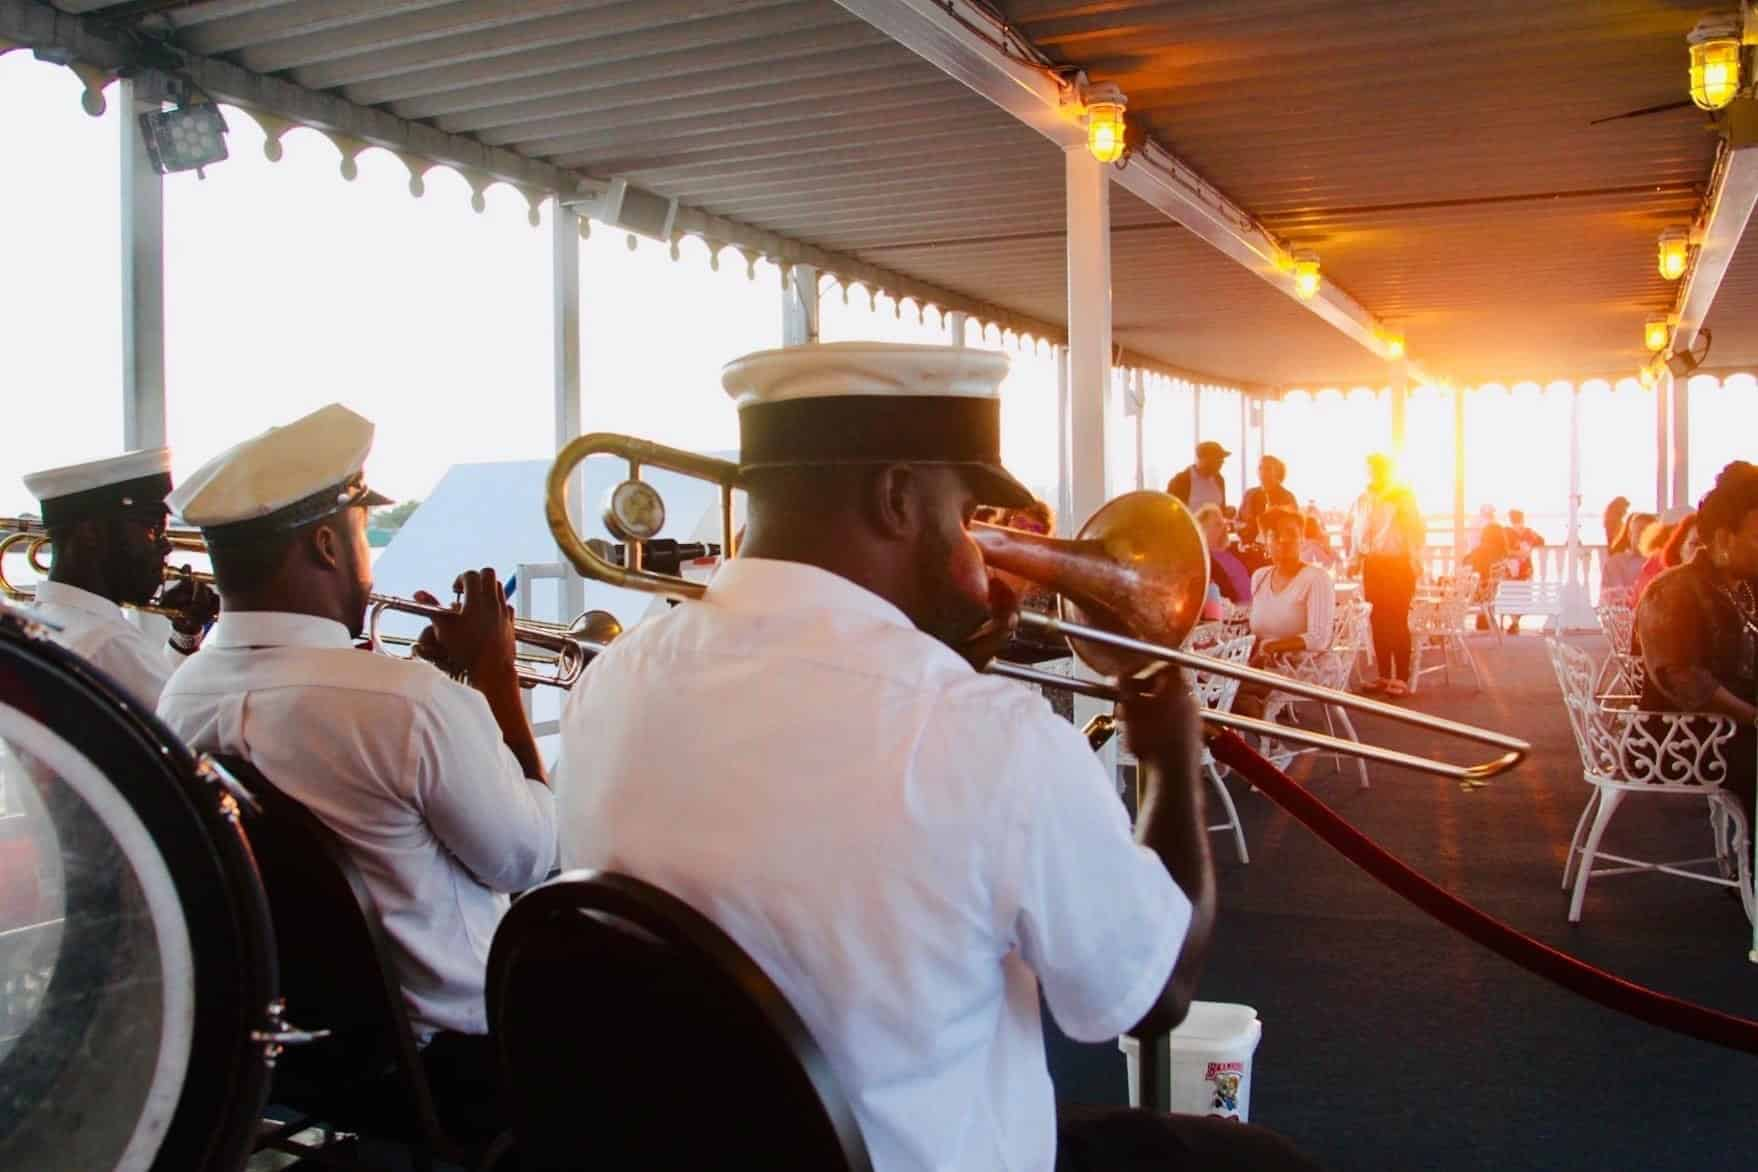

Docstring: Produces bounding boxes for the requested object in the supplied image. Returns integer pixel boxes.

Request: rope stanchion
[1206,729,1758,1055]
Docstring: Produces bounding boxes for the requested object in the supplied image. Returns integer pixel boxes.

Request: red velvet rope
[1205,729,1758,1055]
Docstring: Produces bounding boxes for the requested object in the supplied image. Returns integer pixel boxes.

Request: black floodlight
[137,102,229,177]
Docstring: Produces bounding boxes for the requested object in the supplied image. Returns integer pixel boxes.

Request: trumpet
[2,519,616,688]
[544,433,1529,782]
[366,596,620,689]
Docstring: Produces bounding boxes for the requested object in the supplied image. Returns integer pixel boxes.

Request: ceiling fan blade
[1588,99,1696,126]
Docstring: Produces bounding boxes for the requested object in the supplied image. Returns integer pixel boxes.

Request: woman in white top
[1235,508,1336,718]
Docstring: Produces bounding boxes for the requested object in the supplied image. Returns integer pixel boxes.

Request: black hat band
[39,472,173,528]
[738,395,1003,471]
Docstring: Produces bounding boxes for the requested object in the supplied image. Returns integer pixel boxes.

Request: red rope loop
[1205,729,1758,1055]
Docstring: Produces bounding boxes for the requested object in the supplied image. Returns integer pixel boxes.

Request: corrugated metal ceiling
[55,0,1740,386]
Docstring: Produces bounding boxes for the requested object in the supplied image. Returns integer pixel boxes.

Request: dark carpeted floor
[1049,632,1756,1172]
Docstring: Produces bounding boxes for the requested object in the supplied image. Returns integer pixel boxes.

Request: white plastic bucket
[1118,1001,1262,1121]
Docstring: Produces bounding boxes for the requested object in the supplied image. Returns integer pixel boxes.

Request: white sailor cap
[721,341,1034,508]
[24,448,173,527]
[168,403,393,545]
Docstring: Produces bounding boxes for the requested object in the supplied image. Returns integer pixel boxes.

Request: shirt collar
[205,610,355,650]
[32,581,128,624]
[705,557,916,632]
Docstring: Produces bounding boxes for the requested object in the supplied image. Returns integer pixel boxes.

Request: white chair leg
[1562,788,1600,890]
[1330,706,1371,788]
[1456,634,1484,690]
[1568,787,1626,922]
[1206,761,1249,864]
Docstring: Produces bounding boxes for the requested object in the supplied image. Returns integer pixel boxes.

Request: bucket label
[1205,1061,1246,1116]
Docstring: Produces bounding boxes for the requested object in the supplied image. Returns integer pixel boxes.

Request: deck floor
[1192,630,1755,1171]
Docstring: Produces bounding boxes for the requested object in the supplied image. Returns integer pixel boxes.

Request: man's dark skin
[206,502,546,784]
[737,462,1217,1034]
[46,505,218,637]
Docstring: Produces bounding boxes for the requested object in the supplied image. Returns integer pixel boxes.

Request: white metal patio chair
[1117,634,1255,863]
[1409,571,1483,693]
[1593,593,1642,700]
[1547,638,1753,927]
[1259,602,1374,788]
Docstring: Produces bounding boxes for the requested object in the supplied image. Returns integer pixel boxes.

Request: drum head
[0,610,275,1172]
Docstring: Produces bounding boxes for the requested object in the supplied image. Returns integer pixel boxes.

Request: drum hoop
[0,706,196,1172]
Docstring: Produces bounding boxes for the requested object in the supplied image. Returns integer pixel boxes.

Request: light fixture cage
[1291,250,1321,300]
[1688,17,1744,111]
[1644,316,1671,353]
[1083,83,1128,164]
[137,102,230,175]
[1658,226,1692,280]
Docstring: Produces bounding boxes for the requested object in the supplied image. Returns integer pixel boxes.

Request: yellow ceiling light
[1658,225,1691,280]
[1291,250,1321,300]
[1644,316,1671,353]
[1639,362,1661,389]
[1688,16,1743,111]
[1383,331,1406,359]
[1083,83,1128,164]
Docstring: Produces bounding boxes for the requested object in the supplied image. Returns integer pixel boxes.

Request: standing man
[1167,440,1229,513]
[1238,455,1297,544]
[1348,453,1425,696]
[157,404,554,1142]
[20,449,217,707]
[556,343,1317,1171]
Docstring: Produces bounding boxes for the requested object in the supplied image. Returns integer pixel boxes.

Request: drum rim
[0,614,278,1172]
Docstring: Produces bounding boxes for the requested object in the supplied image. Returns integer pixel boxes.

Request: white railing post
[552,203,586,621]
[1065,146,1112,528]
[121,78,167,452]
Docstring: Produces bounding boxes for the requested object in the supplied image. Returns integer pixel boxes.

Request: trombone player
[556,344,1319,1170]
[19,448,218,707]
[156,403,554,1142]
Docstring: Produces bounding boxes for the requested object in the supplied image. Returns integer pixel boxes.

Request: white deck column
[1389,360,1409,458]
[1670,372,1690,510]
[1132,369,1146,492]
[1656,372,1672,511]
[1065,146,1112,527]
[1559,382,1595,629]
[947,310,967,347]
[1055,344,1073,531]
[553,203,585,619]
[121,80,166,451]
[1452,384,1466,555]
[782,264,820,347]
[1238,392,1250,488]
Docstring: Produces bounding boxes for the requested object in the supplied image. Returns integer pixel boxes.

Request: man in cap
[156,403,554,1141]
[555,344,1316,1170]
[20,448,218,707]
[1167,440,1230,514]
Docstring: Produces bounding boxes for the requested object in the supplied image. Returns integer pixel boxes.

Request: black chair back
[213,754,463,1166]
[487,871,872,1171]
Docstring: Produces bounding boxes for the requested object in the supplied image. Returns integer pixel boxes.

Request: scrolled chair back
[1548,637,1735,789]
[1595,591,1636,655]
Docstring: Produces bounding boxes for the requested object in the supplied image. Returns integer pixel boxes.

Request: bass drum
[0,607,278,1171]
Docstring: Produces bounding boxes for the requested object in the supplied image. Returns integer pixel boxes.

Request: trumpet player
[156,403,553,1141]
[20,448,218,706]
[556,344,1318,1171]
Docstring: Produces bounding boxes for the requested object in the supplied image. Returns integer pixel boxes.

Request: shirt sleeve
[86,628,173,710]
[410,683,557,892]
[1007,712,1192,1043]
[1302,567,1336,652]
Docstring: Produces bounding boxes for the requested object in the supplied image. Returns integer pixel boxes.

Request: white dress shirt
[157,611,557,1040]
[1248,564,1336,652]
[555,559,1189,1172]
[28,580,179,707]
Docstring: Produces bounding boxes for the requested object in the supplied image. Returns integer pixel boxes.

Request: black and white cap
[720,342,1035,508]
[168,404,393,546]
[24,448,173,527]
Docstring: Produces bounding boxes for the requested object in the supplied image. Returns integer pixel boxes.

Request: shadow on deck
[1197,631,1754,1171]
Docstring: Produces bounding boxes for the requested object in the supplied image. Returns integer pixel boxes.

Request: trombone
[544,433,1529,782]
[1,520,613,689]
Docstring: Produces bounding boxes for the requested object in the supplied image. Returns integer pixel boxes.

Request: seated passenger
[1196,503,1253,604]
[1235,508,1336,719]
[157,404,553,1141]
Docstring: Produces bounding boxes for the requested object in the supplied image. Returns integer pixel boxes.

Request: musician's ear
[865,464,921,541]
[308,517,343,571]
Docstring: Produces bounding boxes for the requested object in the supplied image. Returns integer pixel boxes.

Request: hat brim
[957,462,1036,510]
[360,488,395,509]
